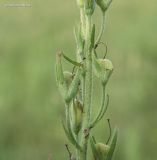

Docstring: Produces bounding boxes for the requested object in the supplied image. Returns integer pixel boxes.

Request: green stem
[80,6,86,103]
[80,15,93,160]
[95,12,106,46]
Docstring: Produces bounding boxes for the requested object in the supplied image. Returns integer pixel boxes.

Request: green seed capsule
[93,55,113,85]
[96,0,112,13]
[55,54,81,103]
[85,0,95,15]
[95,143,110,156]
[99,59,113,85]
[72,99,83,134]
[98,59,113,71]
[76,0,84,7]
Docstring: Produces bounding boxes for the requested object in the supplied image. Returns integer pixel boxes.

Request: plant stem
[80,7,86,104]
[80,15,93,160]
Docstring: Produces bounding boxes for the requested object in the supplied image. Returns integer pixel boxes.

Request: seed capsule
[72,99,83,134]
[96,0,112,13]
[95,143,110,156]
[76,0,84,8]
[85,0,95,15]
[56,54,81,104]
[98,59,113,71]
[93,55,113,85]
[99,59,113,85]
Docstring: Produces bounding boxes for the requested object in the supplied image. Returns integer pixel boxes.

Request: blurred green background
[0,0,157,159]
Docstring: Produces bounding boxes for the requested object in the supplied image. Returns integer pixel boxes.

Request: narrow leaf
[61,120,74,144]
[62,53,82,67]
[66,106,82,151]
[106,128,118,160]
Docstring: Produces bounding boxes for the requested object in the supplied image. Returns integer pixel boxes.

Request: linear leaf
[106,128,118,160]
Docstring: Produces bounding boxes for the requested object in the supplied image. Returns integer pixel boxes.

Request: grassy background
[0,0,157,159]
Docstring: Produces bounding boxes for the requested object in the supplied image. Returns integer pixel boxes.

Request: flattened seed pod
[95,143,110,157]
[96,0,112,13]
[93,55,113,85]
[76,0,84,7]
[85,0,96,15]
[72,99,83,134]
